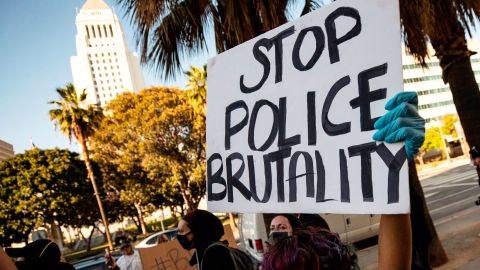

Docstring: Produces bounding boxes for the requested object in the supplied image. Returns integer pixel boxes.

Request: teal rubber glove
[373,92,425,160]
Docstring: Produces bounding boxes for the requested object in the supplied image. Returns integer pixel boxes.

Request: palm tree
[48,83,114,250]
[117,0,318,79]
[399,1,480,148]
[118,0,480,267]
[184,65,207,116]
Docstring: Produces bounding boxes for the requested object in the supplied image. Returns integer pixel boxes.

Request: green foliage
[48,83,103,143]
[420,128,443,153]
[117,0,319,79]
[92,86,206,216]
[441,114,459,137]
[0,149,96,246]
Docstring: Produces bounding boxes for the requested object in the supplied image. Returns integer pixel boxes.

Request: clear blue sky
[0,0,214,154]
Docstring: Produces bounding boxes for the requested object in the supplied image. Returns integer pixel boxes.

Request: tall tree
[399,2,480,267]
[0,149,96,246]
[91,87,206,216]
[400,1,480,148]
[48,83,114,250]
[116,0,318,79]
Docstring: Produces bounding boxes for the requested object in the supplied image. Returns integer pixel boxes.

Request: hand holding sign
[373,92,425,160]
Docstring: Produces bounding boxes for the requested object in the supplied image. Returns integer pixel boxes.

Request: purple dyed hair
[262,229,353,270]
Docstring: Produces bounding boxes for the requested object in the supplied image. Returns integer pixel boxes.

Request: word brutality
[207,6,407,205]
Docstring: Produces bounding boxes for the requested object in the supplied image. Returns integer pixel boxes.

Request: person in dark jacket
[470,146,480,206]
[5,239,74,270]
[177,209,235,270]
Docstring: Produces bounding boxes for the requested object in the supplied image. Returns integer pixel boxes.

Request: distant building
[71,0,145,107]
[402,39,480,128]
[0,139,14,163]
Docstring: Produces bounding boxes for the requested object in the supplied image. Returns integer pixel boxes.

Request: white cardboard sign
[206,0,409,214]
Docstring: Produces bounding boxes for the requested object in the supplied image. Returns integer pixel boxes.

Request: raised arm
[0,248,17,270]
[378,214,412,270]
[373,92,425,269]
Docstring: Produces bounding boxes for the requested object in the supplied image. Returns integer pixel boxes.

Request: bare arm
[0,248,17,270]
[378,214,412,270]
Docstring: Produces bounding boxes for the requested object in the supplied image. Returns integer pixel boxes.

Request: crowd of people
[2,91,479,269]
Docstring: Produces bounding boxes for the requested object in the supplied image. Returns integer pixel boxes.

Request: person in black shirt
[470,146,480,206]
[176,209,235,270]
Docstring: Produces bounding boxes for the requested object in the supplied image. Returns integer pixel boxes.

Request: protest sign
[139,224,237,270]
[206,0,409,214]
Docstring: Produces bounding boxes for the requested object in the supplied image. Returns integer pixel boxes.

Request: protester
[105,242,142,270]
[298,213,330,231]
[261,92,422,270]
[267,214,303,246]
[470,146,480,208]
[263,229,354,270]
[177,209,237,270]
[470,146,480,184]
[5,239,74,270]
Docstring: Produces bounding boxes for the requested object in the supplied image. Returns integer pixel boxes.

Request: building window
[109,25,114,37]
[97,25,102,38]
[85,26,90,39]
[103,25,108,38]
[91,25,96,38]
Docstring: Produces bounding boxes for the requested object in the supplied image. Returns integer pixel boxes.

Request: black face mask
[177,233,193,250]
[268,231,289,245]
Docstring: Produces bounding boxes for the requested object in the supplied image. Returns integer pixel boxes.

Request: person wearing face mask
[177,209,236,270]
[267,214,304,247]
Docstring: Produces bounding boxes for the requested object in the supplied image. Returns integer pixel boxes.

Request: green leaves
[48,83,103,142]
[0,149,97,246]
[91,85,206,212]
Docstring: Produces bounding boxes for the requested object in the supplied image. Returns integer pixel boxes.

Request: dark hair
[270,214,304,233]
[262,229,353,270]
[182,209,224,248]
[470,146,480,159]
[299,214,330,231]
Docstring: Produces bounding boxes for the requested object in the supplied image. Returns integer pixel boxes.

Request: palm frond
[48,83,104,144]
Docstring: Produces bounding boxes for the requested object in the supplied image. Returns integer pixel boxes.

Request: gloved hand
[372,92,425,160]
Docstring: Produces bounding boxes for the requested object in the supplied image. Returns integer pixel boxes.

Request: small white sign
[206,0,408,214]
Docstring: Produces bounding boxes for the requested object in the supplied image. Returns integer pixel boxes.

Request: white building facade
[402,40,480,128]
[71,0,145,107]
